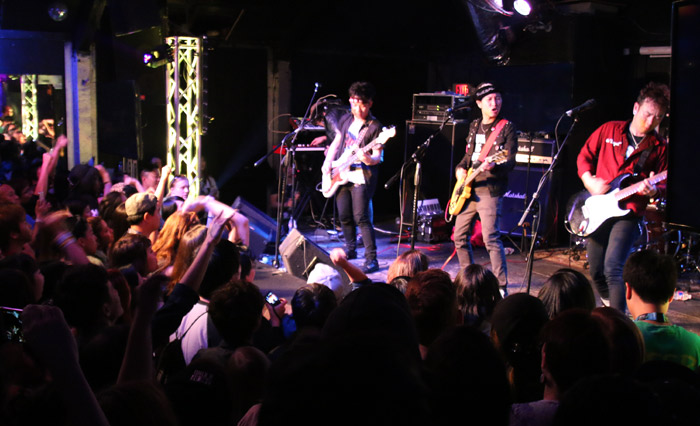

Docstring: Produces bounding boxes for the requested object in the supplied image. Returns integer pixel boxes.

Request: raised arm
[94,164,113,198]
[34,135,68,197]
[179,212,227,292]
[154,164,172,212]
[330,248,368,283]
[44,210,89,265]
[151,213,227,346]
[117,273,168,383]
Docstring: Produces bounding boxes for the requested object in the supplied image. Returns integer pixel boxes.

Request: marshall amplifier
[500,165,551,238]
[412,93,469,122]
[515,136,554,165]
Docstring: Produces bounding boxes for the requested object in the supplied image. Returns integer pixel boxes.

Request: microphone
[566,99,596,117]
[384,173,399,190]
[446,104,471,115]
[315,82,322,90]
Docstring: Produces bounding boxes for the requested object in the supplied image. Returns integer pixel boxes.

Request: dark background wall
[1,0,681,240]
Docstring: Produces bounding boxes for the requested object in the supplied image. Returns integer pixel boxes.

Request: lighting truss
[20,75,39,141]
[165,36,202,199]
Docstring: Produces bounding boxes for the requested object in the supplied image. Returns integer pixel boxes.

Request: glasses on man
[349,97,367,105]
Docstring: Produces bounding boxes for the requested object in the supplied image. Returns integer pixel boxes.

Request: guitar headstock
[489,149,509,165]
[377,126,397,144]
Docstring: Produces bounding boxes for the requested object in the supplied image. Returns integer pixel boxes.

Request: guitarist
[576,82,669,312]
[453,83,517,294]
[321,82,383,273]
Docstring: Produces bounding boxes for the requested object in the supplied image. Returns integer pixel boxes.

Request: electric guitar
[565,170,667,238]
[321,126,396,198]
[446,149,509,221]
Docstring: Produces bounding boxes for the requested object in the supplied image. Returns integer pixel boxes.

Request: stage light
[514,0,532,16]
[48,2,68,22]
[143,44,174,69]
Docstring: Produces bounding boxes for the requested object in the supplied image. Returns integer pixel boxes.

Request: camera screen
[0,307,24,344]
[265,292,280,306]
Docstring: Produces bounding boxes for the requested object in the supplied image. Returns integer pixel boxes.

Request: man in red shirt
[576,82,669,312]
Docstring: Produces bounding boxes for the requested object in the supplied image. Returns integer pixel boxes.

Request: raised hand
[205,212,227,246]
[330,248,348,266]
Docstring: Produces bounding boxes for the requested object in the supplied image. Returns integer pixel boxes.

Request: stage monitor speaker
[279,229,350,286]
[667,1,700,232]
[232,196,276,258]
[500,165,552,239]
[403,120,469,224]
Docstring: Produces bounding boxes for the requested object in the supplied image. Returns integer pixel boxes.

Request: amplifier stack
[412,93,469,122]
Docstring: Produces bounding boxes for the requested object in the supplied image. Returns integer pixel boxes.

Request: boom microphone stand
[518,115,580,293]
[254,82,321,267]
[385,110,462,253]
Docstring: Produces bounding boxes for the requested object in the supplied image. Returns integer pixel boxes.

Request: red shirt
[577,120,668,215]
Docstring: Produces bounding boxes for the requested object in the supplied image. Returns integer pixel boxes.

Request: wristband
[53,231,76,249]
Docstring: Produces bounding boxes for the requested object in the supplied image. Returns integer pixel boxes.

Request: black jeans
[336,182,376,262]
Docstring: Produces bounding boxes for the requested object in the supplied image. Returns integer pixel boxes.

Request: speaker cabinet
[500,165,552,238]
[232,197,277,258]
[403,120,469,224]
[279,229,350,286]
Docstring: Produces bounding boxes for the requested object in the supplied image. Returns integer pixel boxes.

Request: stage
[251,220,700,335]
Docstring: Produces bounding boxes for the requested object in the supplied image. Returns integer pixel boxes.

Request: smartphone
[265,291,280,306]
[1,306,24,344]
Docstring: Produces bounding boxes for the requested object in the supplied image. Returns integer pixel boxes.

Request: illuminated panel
[20,75,39,141]
[165,36,202,199]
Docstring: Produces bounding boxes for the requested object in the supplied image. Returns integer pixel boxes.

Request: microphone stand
[264,83,320,267]
[518,114,579,293]
[386,113,453,251]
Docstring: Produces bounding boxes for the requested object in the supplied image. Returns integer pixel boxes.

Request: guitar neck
[614,171,668,201]
[346,139,381,165]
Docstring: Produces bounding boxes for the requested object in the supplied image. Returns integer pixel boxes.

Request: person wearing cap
[576,82,668,312]
[321,81,384,274]
[125,192,161,239]
[453,82,517,294]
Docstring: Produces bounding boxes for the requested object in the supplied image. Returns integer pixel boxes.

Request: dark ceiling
[162,0,674,55]
[0,0,675,60]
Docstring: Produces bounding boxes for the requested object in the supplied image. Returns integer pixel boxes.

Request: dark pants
[586,215,642,312]
[336,182,376,262]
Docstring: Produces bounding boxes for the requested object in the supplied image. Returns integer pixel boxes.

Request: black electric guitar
[565,170,667,238]
[446,149,509,221]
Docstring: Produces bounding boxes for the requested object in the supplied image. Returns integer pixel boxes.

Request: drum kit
[567,197,700,275]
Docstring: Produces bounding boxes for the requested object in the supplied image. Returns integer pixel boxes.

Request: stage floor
[253,220,700,335]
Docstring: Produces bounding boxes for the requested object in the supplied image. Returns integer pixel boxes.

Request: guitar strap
[477,119,507,163]
[633,146,653,175]
[356,121,372,151]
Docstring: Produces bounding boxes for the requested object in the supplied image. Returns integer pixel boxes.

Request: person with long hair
[167,224,207,294]
[151,211,199,276]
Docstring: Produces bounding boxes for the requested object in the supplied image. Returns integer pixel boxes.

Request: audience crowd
[0,122,699,426]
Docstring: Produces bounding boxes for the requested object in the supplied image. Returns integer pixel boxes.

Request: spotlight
[143,44,174,69]
[514,0,532,16]
[48,2,68,22]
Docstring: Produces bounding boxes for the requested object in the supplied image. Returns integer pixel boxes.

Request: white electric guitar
[566,170,667,237]
[320,126,396,198]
